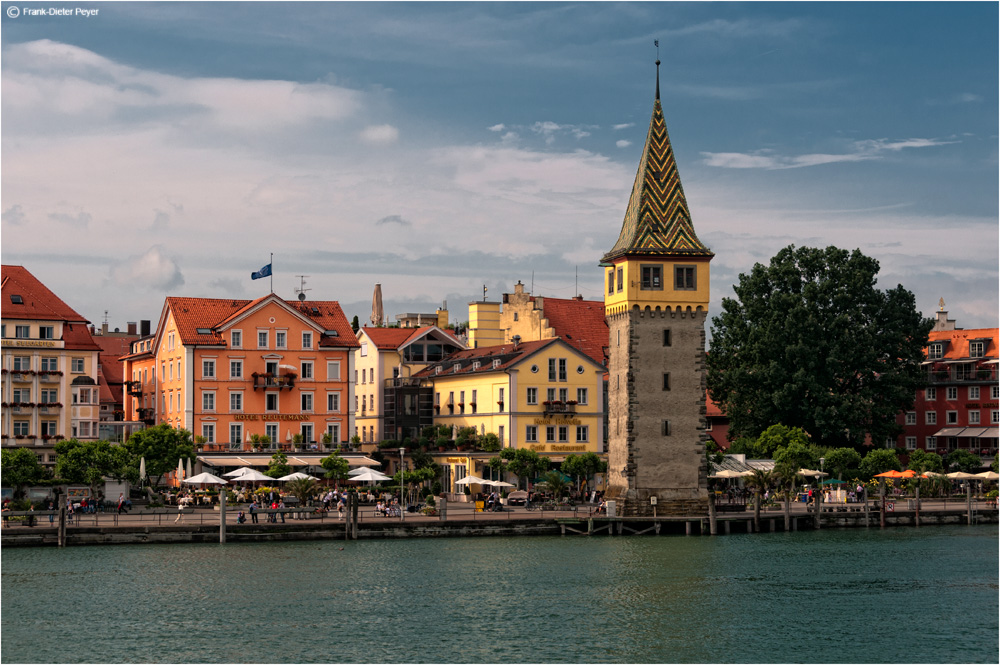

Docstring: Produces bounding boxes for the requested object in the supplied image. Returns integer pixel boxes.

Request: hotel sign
[533,417,582,425]
[232,414,310,421]
[2,340,61,348]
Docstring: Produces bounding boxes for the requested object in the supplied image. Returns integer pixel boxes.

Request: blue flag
[251,263,272,280]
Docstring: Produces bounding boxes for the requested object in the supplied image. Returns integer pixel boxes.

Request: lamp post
[399,447,406,522]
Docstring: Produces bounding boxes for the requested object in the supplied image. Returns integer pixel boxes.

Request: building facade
[354,325,466,444]
[894,306,998,460]
[602,62,714,517]
[122,294,358,451]
[2,265,102,464]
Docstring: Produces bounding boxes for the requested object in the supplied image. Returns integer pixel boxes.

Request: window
[301,362,313,380]
[992,410,999,425]
[548,359,556,381]
[266,423,278,443]
[15,325,30,338]
[946,386,958,401]
[13,356,31,371]
[576,425,589,442]
[926,436,937,451]
[40,357,58,371]
[327,392,340,412]
[169,363,173,381]
[992,385,999,400]
[498,388,504,412]
[327,423,340,444]
[361,370,366,385]
[231,330,242,348]
[202,424,215,444]
[300,424,314,443]
[607,270,614,295]
[202,392,215,411]
[640,265,662,290]
[925,387,936,401]
[970,341,985,358]
[230,423,242,444]
[577,388,588,405]
[40,389,58,403]
[230,360,242,379]
[662,420,671,436]
[925,411,937,425]
[559,388,568,403]
[39,326,54,339]
[547,388,556,402]
[13,421,29,436]
[258,331,268,349]
[328,361,341,381]
[360,341,368,357]
[276,331,287,349]
[675,266,696,290]
[79,422,95,438]
[302,331,313,349]
[969,386,980,400]
[459,391,465,414]
[905,436,917,450]
[526,426,538,442]
[230,392,242,412]
[616,267,623,292]
[12,388,30,402]
[369,368,374,383]
[546,426,556,442]
[558,426,568,443]
[525,387,538,405]
[41,421,57,437]
[927,343,943,360]
[969,410,981,425]
[663,373,670,391]
[71,358,85,373]
[905,412,916,425]
[558,359,567,382]
[266,393,279,412]
[663,329,672,347]
[168,393,174,412]
[362,395,367,412]
[471,390,477,414]
[946,411,958,424]
[202,360,215,379]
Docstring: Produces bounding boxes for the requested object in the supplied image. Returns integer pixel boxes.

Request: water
[2,525,997,663]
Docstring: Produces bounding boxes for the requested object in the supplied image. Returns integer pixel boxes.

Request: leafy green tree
[992,453,998,473]
[758,425,812,460]
[321,453,350,485]
[824,448,862,480]
[539,470,569,500]
[946,449,982,473]
[54,439,129,499]
[285,477,319,505]
[907,448,944,474]
[859,448,901,478]
[561,452,606,492]
[123,424,195,487]
[727,436,769,459]
[1,448,47,499]
[351,315,360,333]
[265,452,292,479]
[708,245,933,448]
[499,448,549,489]
[478,433,501,453]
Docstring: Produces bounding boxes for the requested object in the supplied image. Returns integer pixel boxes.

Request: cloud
[612,123,634,131]
[151,209,170,231]
[530,121,596,145]
[488,123,506,132]
[359,124,399,144]
[48,210,92,227]
[376,215,411,227]
[616,140,632,149]
[701,137,958,170]
[109,246,184,290]
[2,205,26,226]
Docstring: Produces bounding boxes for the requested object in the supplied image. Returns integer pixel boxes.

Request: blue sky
[2,1,997,336]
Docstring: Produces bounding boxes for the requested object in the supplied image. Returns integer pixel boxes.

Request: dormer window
[473,361,481,370]
[970,341,985,358]
[10,294,23,304]
[453,363,461,373]
[928,343,944,360]
[492,359,501,369]
[435,366,442,375]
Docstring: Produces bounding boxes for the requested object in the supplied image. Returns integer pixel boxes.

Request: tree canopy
[54,439,132,496]
[1,448,47,498]
[265,452,292,479]
[858,449,902,478]
[122,424,195,486]
[946,449,982,474]
[824,447,862,480]
[907,448,944,474]
[707,245,932,448]
[320,453,350,483]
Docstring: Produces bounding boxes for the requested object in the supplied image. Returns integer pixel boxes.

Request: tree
[743,468,774,533]
[265,452,292,479]
[708,245,933,448]
[285,477,319,506]
[946,449,982,474]
[54,439,129,499]
[561,452,606,492]
[321,453,350,485]
[758,425,812,460]
[824,448,862,480]
[539,470,569,500]
[1,448,47,499]
[499,448,549,489]
[122,424,195,487]
[351,315,360,333]
[479,433,501,453]
[859,449,901,478]
[907,448,943,474]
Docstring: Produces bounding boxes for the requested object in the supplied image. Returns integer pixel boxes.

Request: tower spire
[655,39,660,101]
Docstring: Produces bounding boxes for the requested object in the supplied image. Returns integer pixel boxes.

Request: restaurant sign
[232,414,310,421]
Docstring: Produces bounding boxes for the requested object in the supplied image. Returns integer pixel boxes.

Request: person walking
[48,500,55,524]
[117,493,125,515]
[249,500,258,524]
[278,499,286,523]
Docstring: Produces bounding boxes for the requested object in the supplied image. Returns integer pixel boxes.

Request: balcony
[136,407,156,423]
[926,366,997,384]
[38,371,63,383]
[37,403,63,414]
[251,372,296,391]
[542,400,577,415]
[126,380,143,396]
[9,371,33,383]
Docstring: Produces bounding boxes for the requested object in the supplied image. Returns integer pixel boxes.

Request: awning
[983,359,999,365]
[978,427,999,438]
[932,428,967,437]
[960,428,990,438]
[198,454,379,468]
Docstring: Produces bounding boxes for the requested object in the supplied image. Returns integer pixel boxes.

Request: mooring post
[814,490,822,530]
[219,487,227,544]
[879,480,886,529]
[966,482,973,526]
[57,505,67,547]
[685,521,691,535]
[708,492,717,535]
[915,484,920,528]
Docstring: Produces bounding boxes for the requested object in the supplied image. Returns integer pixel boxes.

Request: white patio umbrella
[278,471,319,482]
[797,468,828,478]
[491,480,515,488]
[223,467,254,478]
[975,470,999,480]
[139,457,146,482]
[231,468,274,482]
[183,472,228,485]
[176,458,184,481]
[710,469,752,479]
[455,475,487,485]
[186,458,193,479]
[946,471,979,480]
[349,468,392,483]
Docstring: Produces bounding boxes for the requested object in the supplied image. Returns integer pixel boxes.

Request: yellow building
[353,326,465,444]
[412,337,605,492]
[2,265,102,465]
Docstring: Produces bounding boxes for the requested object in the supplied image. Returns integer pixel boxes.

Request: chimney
[127,322,137,335]
[512,335,521,350]
[141,320,151,336]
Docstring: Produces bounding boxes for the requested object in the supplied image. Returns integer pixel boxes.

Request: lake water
[2,525,997,663]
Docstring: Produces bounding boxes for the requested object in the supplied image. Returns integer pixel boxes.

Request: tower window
[663,329,671,347]
[616,267,623,292]
[640,265,662,290]
[662,373,670,391]
[675,266,696,290]
[608,271,614,295]
[661,420,671,436]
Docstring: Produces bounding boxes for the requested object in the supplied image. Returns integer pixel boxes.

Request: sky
[2,1,997,340]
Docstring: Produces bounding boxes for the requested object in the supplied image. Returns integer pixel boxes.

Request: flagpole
[270,253,273,294]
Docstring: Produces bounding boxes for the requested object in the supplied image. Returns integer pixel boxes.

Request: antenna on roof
[295,275,311,302]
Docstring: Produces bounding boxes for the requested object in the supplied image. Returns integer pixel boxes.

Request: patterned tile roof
[164,295,359,348]
[602,66,712,263]
[534,296,607,366]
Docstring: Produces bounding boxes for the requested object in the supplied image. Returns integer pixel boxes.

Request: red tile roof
[164,295,358,348]
[1,265,89,323]
[413,338,562,378]
[927,327,998,360]
[537,296,607,365]
[360,326,465,351]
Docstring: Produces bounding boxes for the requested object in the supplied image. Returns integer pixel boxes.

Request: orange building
[122,294,358,451]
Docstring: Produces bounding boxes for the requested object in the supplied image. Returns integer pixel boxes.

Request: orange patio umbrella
[874,470,906,478]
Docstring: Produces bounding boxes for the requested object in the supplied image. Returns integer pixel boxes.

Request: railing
[926,368,997,384]
[542,401,577,415]
[251,373,296,391]
[126,381,143,396]
[37,372,62,383]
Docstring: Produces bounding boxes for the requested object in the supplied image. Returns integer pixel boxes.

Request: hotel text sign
[232,414,309,421]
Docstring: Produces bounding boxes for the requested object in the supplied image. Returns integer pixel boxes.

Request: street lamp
[399,447,406,522]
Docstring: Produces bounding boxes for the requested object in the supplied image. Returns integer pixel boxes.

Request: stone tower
[601,60,714,517]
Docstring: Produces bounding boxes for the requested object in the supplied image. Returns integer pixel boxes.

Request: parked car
[506,490,529,506]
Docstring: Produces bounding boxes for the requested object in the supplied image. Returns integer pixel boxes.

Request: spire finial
[654,39,661,101]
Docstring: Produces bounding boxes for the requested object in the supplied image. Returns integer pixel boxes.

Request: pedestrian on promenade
[174,503,184,523]
[48,500,55,524]
[117,493,125,515]
[249,500,258,523]
[278,499,286,523]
